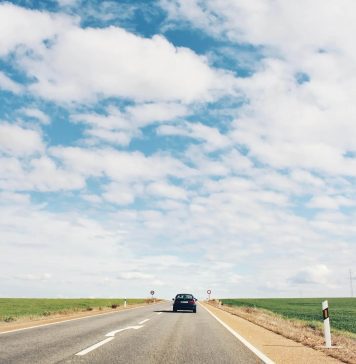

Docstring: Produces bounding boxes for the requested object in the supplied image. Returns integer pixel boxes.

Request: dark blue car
[173,293,197,313]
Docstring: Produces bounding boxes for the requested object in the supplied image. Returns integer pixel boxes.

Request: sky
[0,0,355,299]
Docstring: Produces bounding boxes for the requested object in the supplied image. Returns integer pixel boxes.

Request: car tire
[173,308,177,312]
[193,308,196,313]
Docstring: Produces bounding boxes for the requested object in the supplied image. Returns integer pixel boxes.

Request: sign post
[322,300,332,348]
[150,290,155,302]
[207,289,211,301]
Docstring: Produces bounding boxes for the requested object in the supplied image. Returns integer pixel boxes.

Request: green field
[0,298,146,322]
[221,298,356,334]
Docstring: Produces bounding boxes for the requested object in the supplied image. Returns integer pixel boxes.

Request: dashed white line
[138,318,150,325]
[105,325,143,337]
[156,312,163,315]
[76,337,114,356]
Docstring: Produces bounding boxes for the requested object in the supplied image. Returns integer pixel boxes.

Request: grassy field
[0,298,147,322]
[221,298,356,334]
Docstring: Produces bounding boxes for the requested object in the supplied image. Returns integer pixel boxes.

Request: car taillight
[188,300,195,304]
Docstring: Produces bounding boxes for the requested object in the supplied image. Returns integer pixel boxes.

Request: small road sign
[150,290,155,296]
[207,289,211,300]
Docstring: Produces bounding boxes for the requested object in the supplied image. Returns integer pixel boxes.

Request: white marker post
[124,297,127,308]
[322,300,332,348]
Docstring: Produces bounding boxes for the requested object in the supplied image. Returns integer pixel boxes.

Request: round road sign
[207,289,211,294]
[150,290,155,295]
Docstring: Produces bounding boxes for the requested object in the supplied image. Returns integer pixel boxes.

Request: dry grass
[209,300,356,364]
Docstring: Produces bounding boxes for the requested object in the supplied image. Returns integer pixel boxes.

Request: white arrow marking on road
[138,318,150,325]
[105,325,143,337]
[76,337,114,356]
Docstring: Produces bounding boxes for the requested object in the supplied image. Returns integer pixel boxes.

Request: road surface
[0,302,264,364]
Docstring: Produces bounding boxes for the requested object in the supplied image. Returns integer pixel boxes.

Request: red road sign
[207,289,211,294]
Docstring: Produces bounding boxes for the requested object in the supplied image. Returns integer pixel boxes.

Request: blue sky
[1,0,356,299]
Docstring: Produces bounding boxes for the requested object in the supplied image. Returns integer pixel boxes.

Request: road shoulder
[200,302,340,364]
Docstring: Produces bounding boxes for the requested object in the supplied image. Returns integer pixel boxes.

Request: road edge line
[0,302,163,335]
[199,303,275,364]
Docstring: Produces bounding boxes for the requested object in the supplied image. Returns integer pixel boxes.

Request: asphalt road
[0,302,263,364]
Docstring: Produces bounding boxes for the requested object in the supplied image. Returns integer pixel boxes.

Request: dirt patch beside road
[202,302,351,364]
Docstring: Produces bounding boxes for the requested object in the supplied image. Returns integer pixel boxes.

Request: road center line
[76,337,114,356]
[138,318,150,325]
[105,325,143,337]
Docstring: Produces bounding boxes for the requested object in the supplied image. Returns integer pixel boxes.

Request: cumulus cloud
[0,123,44,156]
[20,108,50,124]
[163,0,356,177]
[72,102,189,146]
[288,265,331,285]
[146,181,188,200]
[50,146,196,181]
[158,121,231,151]
[0,3,235,104]
[0,155,85,191]
[0,2,75,56]
[0,71,23,94]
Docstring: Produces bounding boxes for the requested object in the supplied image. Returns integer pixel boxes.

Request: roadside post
[150,290,155,302]
[207,289,211,301]
[124,297,127,308]
[322,300,332,348]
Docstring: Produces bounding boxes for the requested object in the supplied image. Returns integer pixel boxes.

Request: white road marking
[75,337,114,356]
[138,318,150,325]
[200,303,275,364]
[0,303,163,335]
[105,325,143,337]
[156,312,162,315]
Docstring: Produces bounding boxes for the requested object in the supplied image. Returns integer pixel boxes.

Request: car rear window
[176,294,193,300]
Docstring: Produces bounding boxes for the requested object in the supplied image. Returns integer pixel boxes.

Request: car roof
[175,293,194,296]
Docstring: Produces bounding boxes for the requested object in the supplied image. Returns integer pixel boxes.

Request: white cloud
[14,273,52,281]
[308,195,355,210]
[50,146,196,181]
[163,1,356,176]
[103,182,143,206]
[0,3,75,56]
[158,121,231,151]
[288,265,331,285]
[117,272,154,280]
[0,4,236,104]
[85,128,132,146]
[146,181,188,200]
[127,102,188,127]
[0,71,23,94]
[21,108,50,124]
[0,155,85,191]
[0,123,44,156]
[72,102,189,146]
